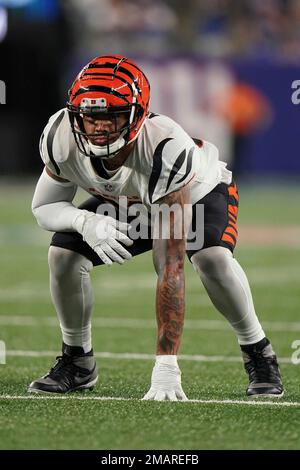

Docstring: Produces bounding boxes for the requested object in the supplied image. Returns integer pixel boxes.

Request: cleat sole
[247,391,284,399]
[27,375,98,395]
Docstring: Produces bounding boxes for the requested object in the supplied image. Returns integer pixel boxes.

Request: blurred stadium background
[0,0,300,450]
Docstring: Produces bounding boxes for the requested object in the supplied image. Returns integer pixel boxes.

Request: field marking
[0,265,299,302]
[1,315,300,332]
[0,394,299,407]
[5,350,294,364]
[0,266,300,302]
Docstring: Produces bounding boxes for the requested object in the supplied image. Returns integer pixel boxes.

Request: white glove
[142,355,188,401]
[72,210,133,266]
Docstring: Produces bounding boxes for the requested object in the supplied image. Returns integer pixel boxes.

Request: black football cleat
[28,344,98,394]
[241,338,284,398]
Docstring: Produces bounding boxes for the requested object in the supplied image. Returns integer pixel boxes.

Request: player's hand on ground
[72,210,133,265]
[142,358,188,401]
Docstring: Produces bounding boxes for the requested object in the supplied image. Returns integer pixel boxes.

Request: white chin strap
[88,134,126,159]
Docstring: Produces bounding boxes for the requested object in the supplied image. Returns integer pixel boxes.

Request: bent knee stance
[48,246,93,282]
[191,246,233,281]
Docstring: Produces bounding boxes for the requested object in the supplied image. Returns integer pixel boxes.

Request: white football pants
[191,246,265,345]
[48,245,265,351]
[48,246,93,353]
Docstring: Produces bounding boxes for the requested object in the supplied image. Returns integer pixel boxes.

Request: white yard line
[5,349,294,364]
[0,394,299,407]
[0,265,299,302]
[1,315,300,332]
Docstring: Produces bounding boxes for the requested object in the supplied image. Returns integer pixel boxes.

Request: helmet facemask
[67,57,149,159]
[68,104,140,159]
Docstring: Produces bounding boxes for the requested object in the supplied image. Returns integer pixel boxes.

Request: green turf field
[0,180,300,450]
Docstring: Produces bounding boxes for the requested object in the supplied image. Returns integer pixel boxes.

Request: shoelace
[245,352,280,383]
[47,355,79,387]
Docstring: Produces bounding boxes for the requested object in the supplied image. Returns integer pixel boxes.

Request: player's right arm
[32,164,133,265]
[33,112,133,265]
[31,165,79,232]
[33,110,82,233]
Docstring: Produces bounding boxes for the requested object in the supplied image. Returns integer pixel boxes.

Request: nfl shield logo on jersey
[104,183,114,192]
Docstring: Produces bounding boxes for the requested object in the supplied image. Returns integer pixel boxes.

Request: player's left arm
[153,184,191,355]
[143,184,192,401]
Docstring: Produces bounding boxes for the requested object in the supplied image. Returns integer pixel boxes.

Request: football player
[29,55,283,399]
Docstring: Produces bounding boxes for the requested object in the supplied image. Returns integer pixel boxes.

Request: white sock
[48,246,94,353]
[191,246,265,345]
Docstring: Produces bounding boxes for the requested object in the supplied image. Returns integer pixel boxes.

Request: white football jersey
[39,108,232,210]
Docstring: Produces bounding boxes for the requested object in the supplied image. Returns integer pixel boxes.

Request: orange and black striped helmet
[67,55,150,157]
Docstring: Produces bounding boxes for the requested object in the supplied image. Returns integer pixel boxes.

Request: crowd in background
[0,0,299,175]
[66,0,300,62]
[2,0,300,62]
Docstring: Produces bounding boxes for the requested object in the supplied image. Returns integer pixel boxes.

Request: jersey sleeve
[39,109,68,176]
[148,137,198,204]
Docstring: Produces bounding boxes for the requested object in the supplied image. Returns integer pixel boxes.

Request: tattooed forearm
[153,185,191,355]
[156,259,185,354]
